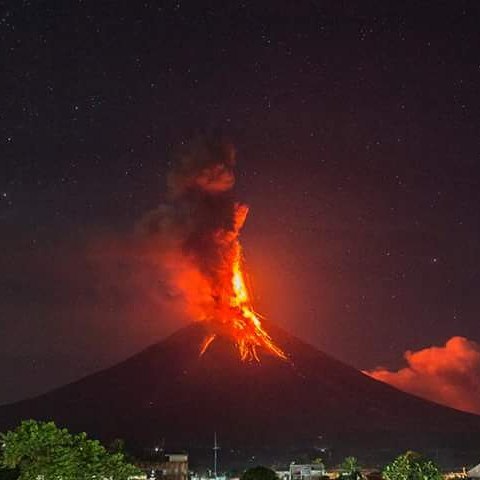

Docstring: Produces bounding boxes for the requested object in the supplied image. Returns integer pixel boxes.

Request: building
[290,463,326,480]
[163,454,189,480]
[136,453,189,480]
[467,464,480,479]
[276,462,326,480]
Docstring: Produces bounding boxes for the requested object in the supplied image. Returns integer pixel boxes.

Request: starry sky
[2,1,480,406]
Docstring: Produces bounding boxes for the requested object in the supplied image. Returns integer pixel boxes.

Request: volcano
[1,322,480,463]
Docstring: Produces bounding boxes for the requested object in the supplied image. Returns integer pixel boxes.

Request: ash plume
[137,136,246,324]
[134,136,285,361]
[127,135,286,361]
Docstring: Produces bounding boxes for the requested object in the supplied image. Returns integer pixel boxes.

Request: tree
[340,457,362,480]
[382,451,442,480]
[108,438,136,465]
[0,420,141,480]
[241,466,278,480]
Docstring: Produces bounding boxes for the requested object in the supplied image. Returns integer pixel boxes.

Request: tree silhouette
[241,466,278,480]
[0,420,140,480]
[382,451,442,480]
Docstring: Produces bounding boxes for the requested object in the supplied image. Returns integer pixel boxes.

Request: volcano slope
[1,323,479,459]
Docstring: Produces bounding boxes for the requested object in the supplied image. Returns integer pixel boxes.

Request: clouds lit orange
[365,336,480,415]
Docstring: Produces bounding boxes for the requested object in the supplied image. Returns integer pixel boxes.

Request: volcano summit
[1,322,479,464]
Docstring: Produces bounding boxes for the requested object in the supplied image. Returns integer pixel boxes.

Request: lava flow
[199,203,287,362]
[145,137,286,362]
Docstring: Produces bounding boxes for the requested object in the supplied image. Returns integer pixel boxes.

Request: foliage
[241,466,278,480]
[340,457,362,480]
[108,438,135,464]
[382,451,442,480]
[0,420,141,480]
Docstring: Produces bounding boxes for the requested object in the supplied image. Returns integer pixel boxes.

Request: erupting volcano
[142,137,285,362]
[2,138,480,461]
[197,202,286,362]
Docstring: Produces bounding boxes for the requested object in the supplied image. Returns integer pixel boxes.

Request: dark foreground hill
[1,323,479,465]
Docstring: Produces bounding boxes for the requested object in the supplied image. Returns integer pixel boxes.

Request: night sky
[2,1,480,408]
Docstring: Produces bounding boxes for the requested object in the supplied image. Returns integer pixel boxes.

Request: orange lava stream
[199,205,287,362]
[199,333,217,356]
[229,249,287,361]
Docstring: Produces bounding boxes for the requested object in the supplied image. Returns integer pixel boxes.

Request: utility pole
[213,432,220,479]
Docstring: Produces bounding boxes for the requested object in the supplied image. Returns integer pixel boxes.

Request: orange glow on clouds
[365,336,480,414]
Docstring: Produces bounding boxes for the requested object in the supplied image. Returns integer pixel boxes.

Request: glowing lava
[199,204,287,362]
[152,137,287,363]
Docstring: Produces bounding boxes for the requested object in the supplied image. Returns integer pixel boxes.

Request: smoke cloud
[365,336,480,414]
[135,136,248,329]
[129,135,286,361]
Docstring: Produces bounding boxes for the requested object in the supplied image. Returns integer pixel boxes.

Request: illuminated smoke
[365,336,480,414]
[138,136,285,361]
